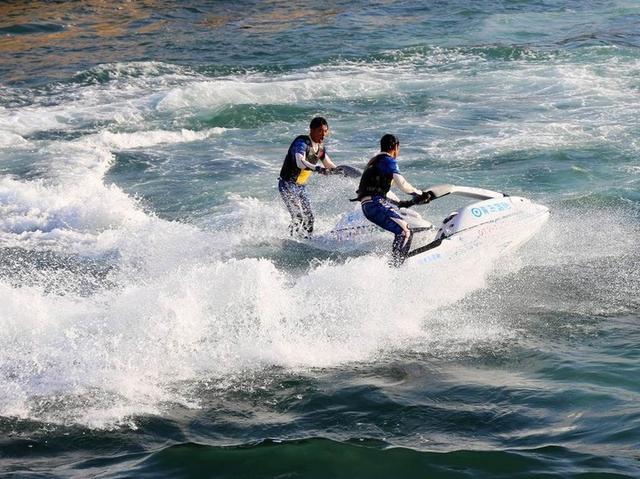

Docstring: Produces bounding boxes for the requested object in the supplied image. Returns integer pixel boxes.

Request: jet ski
[324,184,550,265]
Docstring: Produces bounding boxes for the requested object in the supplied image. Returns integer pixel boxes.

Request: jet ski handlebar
[396,184,505,209]
[424,184,505,201]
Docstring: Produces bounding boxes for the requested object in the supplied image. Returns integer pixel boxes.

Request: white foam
[0,176,143,237]
[155,72,397,112]
[83,61,199,82]
[0,116,229,253]
[0,247,499,428]
[0,130,28,148]
[0,63,199,138]
[0,107,67,137]
[79,127,227,151]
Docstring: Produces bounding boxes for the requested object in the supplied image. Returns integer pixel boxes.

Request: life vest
[355,153,394,200]
[279,135,326,185]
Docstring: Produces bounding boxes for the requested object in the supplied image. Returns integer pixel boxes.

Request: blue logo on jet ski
[472,202,511,218]
[416,252,442,265]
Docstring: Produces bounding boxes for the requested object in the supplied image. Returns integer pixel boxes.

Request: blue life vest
[355,153,395,200]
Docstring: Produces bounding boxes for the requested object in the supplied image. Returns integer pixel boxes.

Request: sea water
[0,1,638,477]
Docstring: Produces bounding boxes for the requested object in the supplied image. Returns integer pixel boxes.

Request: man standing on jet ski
[279,117,337,238]
[355,134,432,266]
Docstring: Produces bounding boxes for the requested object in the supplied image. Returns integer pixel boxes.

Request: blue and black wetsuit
[278,135,326,238]
[356,153,413,266]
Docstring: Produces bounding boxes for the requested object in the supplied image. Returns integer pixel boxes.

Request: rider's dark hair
[380,134,399,152]
[310,117,328,129]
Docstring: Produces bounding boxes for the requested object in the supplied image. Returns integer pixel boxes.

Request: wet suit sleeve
[322,151,337,169]
[386,190,401,202]
[378,156,421,195]
[293,139,316,170]
[393,173,421,195]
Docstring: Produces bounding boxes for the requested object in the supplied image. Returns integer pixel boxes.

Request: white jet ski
[324,184,550,265]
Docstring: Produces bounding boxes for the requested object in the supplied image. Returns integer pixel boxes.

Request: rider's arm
[392,173,422,195]
[295,151,317,170]
[386,190,400,202]
[321,152,337,169]
[293,139,317,170]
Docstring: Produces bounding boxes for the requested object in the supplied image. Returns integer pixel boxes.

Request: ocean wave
[79,127,227,151]
[69,61,200,86]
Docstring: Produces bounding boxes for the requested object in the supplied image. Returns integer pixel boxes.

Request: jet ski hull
[325,186,550,264]
[407,196,550,266]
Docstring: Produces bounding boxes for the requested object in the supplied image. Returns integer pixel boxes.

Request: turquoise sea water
[0,1,639,477]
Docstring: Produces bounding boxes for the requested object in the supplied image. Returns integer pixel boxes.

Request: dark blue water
[0,1,639,477]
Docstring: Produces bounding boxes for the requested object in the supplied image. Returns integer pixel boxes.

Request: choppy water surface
[1,1,639,477]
